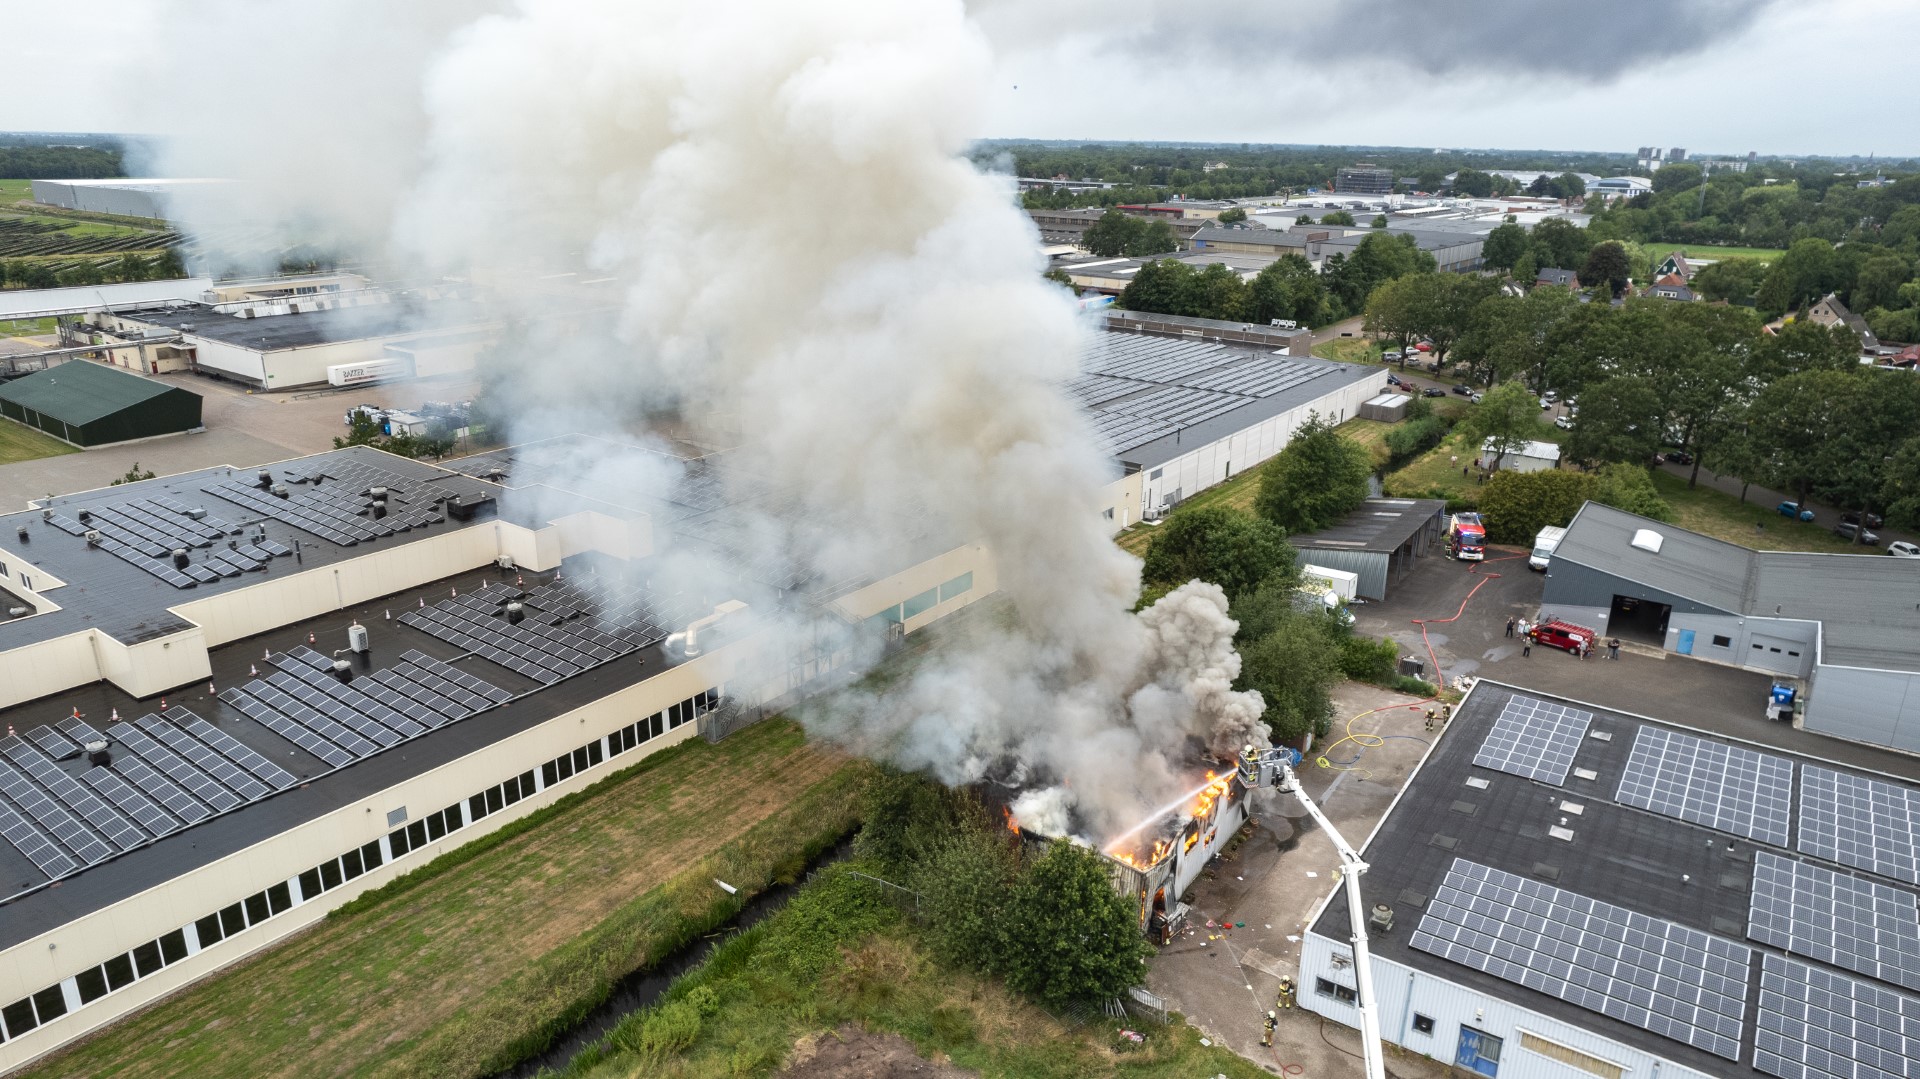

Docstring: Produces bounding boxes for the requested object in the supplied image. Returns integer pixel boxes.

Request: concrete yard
[0,369,481,509]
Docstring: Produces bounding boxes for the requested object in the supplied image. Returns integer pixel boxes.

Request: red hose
[1409,552,1527,684]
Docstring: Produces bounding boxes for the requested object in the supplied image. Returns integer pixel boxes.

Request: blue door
[1456,1027,1502,1077]
[1676,629,1695,655]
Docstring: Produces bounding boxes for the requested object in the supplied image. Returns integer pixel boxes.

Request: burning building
[1103,767,1254,941]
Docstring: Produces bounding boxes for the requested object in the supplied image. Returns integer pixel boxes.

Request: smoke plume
[111,0,1274,841]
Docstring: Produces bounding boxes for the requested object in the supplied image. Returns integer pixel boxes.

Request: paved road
[1651,458,1914,551]
[0,367,481,509]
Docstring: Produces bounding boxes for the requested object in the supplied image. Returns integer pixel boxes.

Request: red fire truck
[1447,512,1487,561]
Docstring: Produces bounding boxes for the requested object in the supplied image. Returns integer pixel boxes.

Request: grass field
[0,179,30,203]
[0,417,80,465]
[1644,242,1786,266]
[1113,462,1269,556]
[1311,337,1382,364]
[1648,470,1873,554]
[554,862,1275,1079]
[1,316,56,336]
[29,720,869,1079]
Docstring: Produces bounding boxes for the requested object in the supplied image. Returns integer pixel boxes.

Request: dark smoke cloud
[976,0,1782,83]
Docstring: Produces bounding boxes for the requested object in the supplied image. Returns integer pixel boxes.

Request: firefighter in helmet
[1262,1010,1278,1046]
[1278,975,1297,1009]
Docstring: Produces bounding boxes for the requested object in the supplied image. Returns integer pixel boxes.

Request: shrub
[1337,634,1400,682]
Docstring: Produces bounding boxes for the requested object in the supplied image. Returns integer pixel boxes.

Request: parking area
[0,370,481,509]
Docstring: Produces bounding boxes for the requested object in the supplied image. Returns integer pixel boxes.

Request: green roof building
[0,361,203,447]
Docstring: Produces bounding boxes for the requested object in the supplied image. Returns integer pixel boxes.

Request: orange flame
[1109,771,1236,870]
[1003,806,1020,834]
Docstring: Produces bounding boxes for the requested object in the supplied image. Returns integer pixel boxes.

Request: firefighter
[1262,1010,1278,1046]
[1440,703,1453,725]
[1424,707,1437,732]
[1278,975,1297,1009]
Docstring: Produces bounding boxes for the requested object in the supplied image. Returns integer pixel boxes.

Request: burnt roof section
[1287,498,1448,555]
[1313,680,1920,1078]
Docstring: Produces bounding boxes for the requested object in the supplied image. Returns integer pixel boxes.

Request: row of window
[0,685,721,1045]
[1314,979,1619,1079]
[865,572,974,632]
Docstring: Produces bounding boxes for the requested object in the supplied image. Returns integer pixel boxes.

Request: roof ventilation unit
[1630,528,1663,553]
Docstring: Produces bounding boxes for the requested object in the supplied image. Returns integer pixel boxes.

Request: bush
[1383,415,1450,467]
[1475,469,1595,544]
[626,998,703,1058]
[1256,413,1373,533]
[1391,675,1439,697]
[1142,505,1297,600]
[1337,634,1400,682]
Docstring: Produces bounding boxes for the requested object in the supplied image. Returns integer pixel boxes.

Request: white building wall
[1299,932,1718,1079]
[1142,373,1382,515]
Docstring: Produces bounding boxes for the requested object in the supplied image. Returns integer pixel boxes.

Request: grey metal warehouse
[1285,497,1447,600]
[0,361,203,447]
[1541,502,1920,752]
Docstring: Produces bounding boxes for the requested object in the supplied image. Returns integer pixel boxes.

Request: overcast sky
[3,0,1911,159]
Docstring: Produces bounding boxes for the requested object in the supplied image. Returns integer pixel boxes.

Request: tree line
[0,249,185,290]
[1118,229,1435,328]
[0,147,124,180]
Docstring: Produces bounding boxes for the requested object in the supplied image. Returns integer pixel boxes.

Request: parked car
[1777,501,1815,522]
[1422,387,1447,398]
[1554,415,1573,430]
[1834,523,1881,546]
[1470,392,1484,403]
[1531,619,1596,655]
[1385,373,1407,388]
[1382,350,1403,362]
[1661,450,1694,466]
[1841,511,1885,529]
[1451,384,1474,396]
[1539,397,1553,409]
[1888,541,1920,558]
[1542,390,1558,402]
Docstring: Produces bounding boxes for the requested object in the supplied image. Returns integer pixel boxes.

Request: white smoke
[105,0,1272,842]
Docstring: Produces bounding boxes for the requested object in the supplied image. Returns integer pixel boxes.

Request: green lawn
[1,317,56,336]
[1312,337,1382,364]
[1649,470,1876,554]
[0,178,31,203]
[28,720,871,1079]
[0,417,80,464]
[1644,242,1786,266]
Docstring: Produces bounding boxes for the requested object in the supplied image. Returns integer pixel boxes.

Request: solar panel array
[0,710,298,887]
[1616,725,1795,845]
[202,459,445,548]
[1800,766,1920,886]
[1097,384,1249,427]
[1471,695,1593,785]
[1179,358,1327,397]
[1083,410,1180,455]
[1061,373,1151,407]
[39,496,282,589]
[1084,335,1230,382]
[398,577,698,684]
[1756,954,1920,1079]
[1074,334,1347,455]
[1411,859,1750,1060]
[218,647,509,770]
[1750,852,1920,993]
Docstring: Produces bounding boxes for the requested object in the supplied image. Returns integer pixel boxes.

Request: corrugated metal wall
[1294,549,1388,601]
[1803,666,1920,751]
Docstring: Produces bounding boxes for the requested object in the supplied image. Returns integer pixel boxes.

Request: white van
[1530,525,1567,570]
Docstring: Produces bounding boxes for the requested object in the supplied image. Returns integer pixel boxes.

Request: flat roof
[1286,497,1447,555]
[1073,330,1378,467]
[1313,681,1920,1078]
[116,299,488,353]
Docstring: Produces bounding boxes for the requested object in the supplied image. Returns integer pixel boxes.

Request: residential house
[1535,267,1579,289]
[1805,292,1880,354]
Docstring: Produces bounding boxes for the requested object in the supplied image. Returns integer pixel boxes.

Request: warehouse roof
[1287,498,1447,555]
[0,361,191,426]
[1555,502,1920,670]
[117,299,487,352]
[1313,681,1920,1079]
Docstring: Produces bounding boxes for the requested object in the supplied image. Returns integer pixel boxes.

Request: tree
[913,827,1018,974]
[1822,375,1920,541]
[1850,254,1912,312]
[1189,262,1249,320]
[1753,319,1860,380]
[853,768,968,870]
[1217,207,1247,225]
[1236,607,1341,743]
[1585,192,1608,214]
[1321,210,1357,226]
[1128,219,1179,256]
[1255,414,1372,533]
[1327,232,1435,314]
[1651,163,1703,194]
[1589,463,1673,521]
[1689,257,1767,304]
[1511,250,1539,289]
[1370,214,1388,228]
[1482,222,1529,272]
[1082,209,1138,257]
[1362,273,1424,358]
[1882,437,1920,530]
[1654,302,1765,485]
[1455,382,1544,470]
[1042,267,1074,291]
[1476,470,1596,543]
[1747,369,1863,510]
[1562,377,1663,466]
[1295,214,1312,225]
[1528,217,1592,270]
[1246,254,1326,327]
[1758,237,1839,315]
[1141,505,1297,600]
[1581,241,1632,297]
[1452,168,1495,197]
[999,842,1151,1008]
[1416,169,1447,192]
[1453,285,1578,388]
[109,462,157,486]
[1550,172,1587,199]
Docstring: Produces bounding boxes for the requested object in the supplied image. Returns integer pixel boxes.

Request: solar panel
[181,718,299,790]
[79,768,178,838]
[1799,766,1920,885]
[0,762,114,864]
[1179,358,1327,398]
[9,746,144,852]
[1472,695,1593,785]
[0,801,77,878]
[140,716,269,801]
[1615,725,1794,845]
[1096,384,1251,426]
[1755,954,1920,1079]
[1410,858,1748,1060]
[1750,851,1920,993]
[111,756,209,823]
[1061,373,1152,407]
[109,721,242,813]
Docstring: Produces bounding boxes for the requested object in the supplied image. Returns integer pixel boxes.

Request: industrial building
[1054,251,1280,295]
[0,439,992,1072]
[28,179,232,222]
[85,296,494,389]
[1283,497,1448,600]
[1336,166,1397,195]
[1189,225,1485,274]
[0,362,203,448]
[1074,325,1383,528]
[1542,502,1920,753]
[1302,680,1920,1079]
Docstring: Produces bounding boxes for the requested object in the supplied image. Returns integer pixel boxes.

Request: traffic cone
[308,631,316,645]
[385,609,391,620]
[265,648,271,660]
[110,709,119,722]
[250,663,258,676]
[419,597,425,608]
[160,698,167,711]
[452,586,458,598]
[208,681,216,695]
